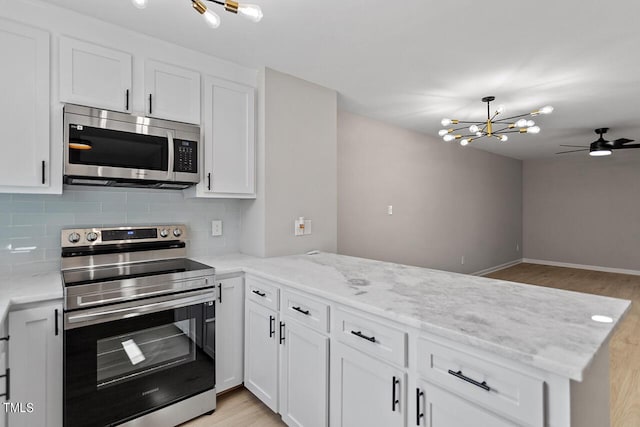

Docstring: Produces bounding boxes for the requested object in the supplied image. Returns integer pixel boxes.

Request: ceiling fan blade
[613,144,640,149]
[559,144,589,148]
[614,138,634,144]
[556,149,589,154]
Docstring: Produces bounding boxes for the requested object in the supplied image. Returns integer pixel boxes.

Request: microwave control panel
[174,139,198,173]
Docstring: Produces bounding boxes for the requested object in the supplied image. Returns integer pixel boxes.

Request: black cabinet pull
[54,309,59,336]
[41,161,45,184]
[252,289,266,297]
[0,369,9,401]
[416,388,424,425]
[269,315,275,338]
[0,336,8,342]
[350,330,376,343]
[125,89,129,110]
[218,283,222,303]
[279,321,285,344]
[291,306,310,316]
[391,376,399,412]
[207,172,211,190]
[149,93,153,114]
[447,369,491,391]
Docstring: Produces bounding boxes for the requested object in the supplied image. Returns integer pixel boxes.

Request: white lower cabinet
[215,276,245,393]
[244,299,279,411]
[330,342,406,427]
[416,380,515,427]
[8,301,63,427]
[279,318,329,427]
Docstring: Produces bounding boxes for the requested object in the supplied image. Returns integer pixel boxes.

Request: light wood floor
[487,263,640,427]
[184,263,639,426]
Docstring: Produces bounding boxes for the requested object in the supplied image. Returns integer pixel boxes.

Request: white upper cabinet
[144,59,201,124]
[59,37,132,112]
[0,18,51,192]
[186,76,255,198]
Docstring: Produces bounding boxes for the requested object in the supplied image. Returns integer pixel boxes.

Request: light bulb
[475,131,483,137]
[496,104,506,114]
[203,9,221,28]
[441,118,452,126]
[438,129,450,136]
[460,139,469,146]
[469,125,479,133]
[527,126,540,134]
[526,120,535,127]
[132,0,148,9]
[238,3,263,22]
[590,149,612,157]
[516,119,527,128]
[443,134,455,142]
[539,105,554,114]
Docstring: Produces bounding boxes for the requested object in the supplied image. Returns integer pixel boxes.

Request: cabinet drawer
[334,307,407,367]
[417,338,543,427]
[246,275,279,311]
[281,289,330,334]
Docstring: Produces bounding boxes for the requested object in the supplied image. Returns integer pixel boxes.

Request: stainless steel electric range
[61,225,216,427]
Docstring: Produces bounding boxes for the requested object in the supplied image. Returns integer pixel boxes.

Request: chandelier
[131,0,263,28]
[439,96,553,146]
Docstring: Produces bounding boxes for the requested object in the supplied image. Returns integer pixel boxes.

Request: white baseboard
[472,259,523,276]
[522,258,640,277]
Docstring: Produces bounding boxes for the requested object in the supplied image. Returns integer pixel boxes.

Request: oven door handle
[65,289,214,330]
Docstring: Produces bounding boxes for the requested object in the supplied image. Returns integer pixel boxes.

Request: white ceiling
[47,0,640,159]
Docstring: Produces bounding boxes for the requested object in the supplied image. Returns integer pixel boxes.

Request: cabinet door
[280,318,329,427]
[0,19,50,190]
[145,59,200,124]
[330,342,406,427]
[202,76,256,197]
[244,300,278,411]
[415,380,515,427]
[215,276,245,393]
[8,302,63,427]
[59,37,132,112]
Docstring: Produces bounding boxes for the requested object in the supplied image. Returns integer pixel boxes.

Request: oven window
[69,125,169,171]
[96,318,195,389]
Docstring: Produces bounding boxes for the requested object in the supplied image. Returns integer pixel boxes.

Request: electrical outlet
[211,220,222,236]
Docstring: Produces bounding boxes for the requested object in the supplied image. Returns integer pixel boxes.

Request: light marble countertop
[0,252,630,381]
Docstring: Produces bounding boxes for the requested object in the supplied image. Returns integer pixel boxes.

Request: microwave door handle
[167,131,175,179]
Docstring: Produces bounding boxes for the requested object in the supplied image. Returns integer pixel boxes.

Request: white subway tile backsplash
[0,187,243,275]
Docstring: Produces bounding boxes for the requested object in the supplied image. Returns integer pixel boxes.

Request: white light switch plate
[211,220,222,236]
[303,220,312,235]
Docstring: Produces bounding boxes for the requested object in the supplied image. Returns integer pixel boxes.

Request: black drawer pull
[269,315,275,338]
[447,369,491,391]
[416,388,424,425]
[0,369,9,401]
[351,330,376,343]
[291,306,310,316]
[41,160,46,184]
[279,321,285,344]
[218,283,222,303]
[252,289,266,297]
[125,89,129,110]
[149,93,153,114]
[207,172,211,191]
[55,309,59,336]
[391,376,399,411]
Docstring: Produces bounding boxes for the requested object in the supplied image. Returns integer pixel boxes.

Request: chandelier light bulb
[438,129,450,136]
[203,9,221,28]
[527,126,541,134]
[131,0,148,9]
[441,118,452,127]
[527,120,535,127]
[238,4,263,22]
[475,131,483,137]
[500,135,508,142]
[516,119,528,128]
[443,134,455,142]
[469,125,479,133]
[496,104,506,114]
[539,105,554,115]
[460,139,469,146]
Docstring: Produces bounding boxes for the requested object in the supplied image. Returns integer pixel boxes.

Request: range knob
[160,229,169,238]
[68,232,81,244]
[173,228,182,237]
[86,232,99,242]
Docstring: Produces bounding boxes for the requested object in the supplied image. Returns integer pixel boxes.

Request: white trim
[522,258,640,277]
[472,259,522,276]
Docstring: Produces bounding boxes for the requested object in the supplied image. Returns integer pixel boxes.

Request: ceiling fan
[556,128,640,157]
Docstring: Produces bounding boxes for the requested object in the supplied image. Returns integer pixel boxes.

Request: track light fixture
[132,0,263,27]
[439,96,553,146]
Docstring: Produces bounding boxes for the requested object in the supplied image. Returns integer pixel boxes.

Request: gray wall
[337,111,523,274]
[241,68,338,257]
[0,188,243,276]
[523,151,640,271]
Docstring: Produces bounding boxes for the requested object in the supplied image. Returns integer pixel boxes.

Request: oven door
[63,290,215,427]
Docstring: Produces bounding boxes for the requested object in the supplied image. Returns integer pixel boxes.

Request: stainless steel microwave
[64,104,200,189]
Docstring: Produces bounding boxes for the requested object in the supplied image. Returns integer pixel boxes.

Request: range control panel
[61,225,187,247]
[174,139,197,173]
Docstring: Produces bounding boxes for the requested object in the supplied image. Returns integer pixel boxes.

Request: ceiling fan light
[131,0,148,9]
[590,148,612,157]
[238,3,263,22]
